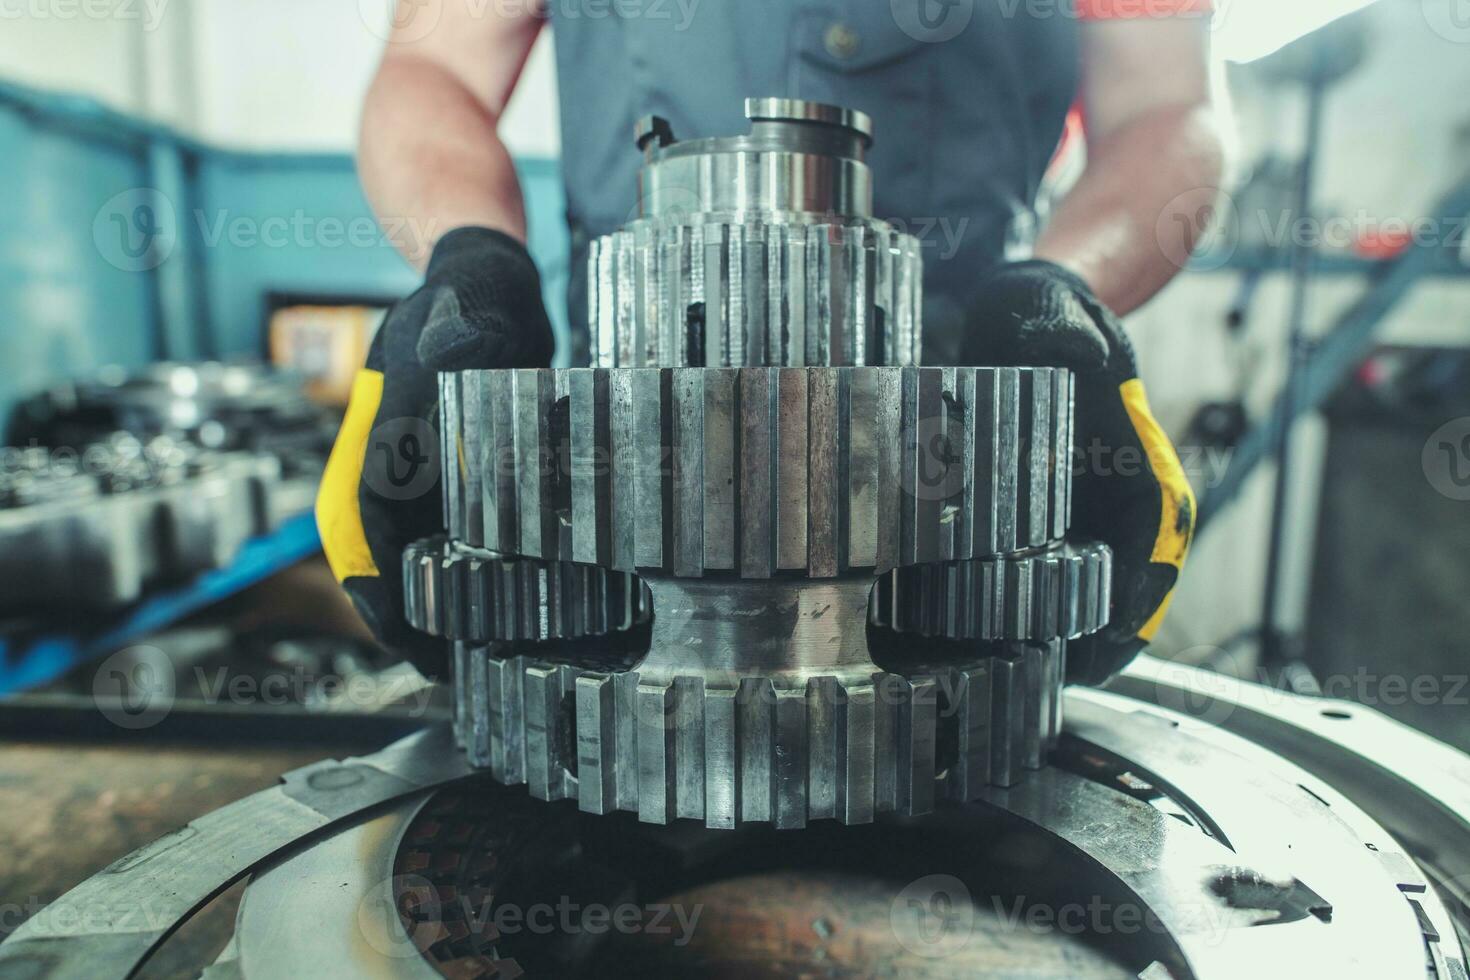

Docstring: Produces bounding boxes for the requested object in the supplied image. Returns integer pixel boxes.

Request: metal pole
[1258,63,1329,690]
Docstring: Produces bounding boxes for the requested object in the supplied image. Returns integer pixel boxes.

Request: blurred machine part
[0,362,337,614]
[6,361,334,466]
[0,437,289,610]
[1307,346,1470,751]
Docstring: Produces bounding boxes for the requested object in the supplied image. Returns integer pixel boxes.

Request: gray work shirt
[549,0,1081,366]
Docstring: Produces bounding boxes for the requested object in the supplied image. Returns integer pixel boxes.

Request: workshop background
[1,0,1469,969]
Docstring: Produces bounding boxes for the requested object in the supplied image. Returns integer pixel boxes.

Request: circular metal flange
[634,98,875,219]
[440,365,1074,577]
[402,537,649,643]
[12,677,1470,978]
[449,637,1066,831]
[589,219,923,368]
[872,540,1113,642]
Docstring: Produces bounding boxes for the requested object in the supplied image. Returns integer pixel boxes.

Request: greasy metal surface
[608,870,1133,979]
[1116,655,1470,963]
[872,539,1113,641]
[10,680,1470,978]
[450,631,1067,829]
[441,366,1073,572]
[403,536,650,643]
[229,794,442,979]
[1065,686,1466,978]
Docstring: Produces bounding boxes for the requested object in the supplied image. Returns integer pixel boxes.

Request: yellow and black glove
[965,260,1196,686]
[315,227,555,678]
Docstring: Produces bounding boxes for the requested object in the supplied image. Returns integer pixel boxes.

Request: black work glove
[316,227,555,678]
[964,260,1196,686]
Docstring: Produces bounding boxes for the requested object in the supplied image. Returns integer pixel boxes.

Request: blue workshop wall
[194,154,569,360]
[0,77,570,424]
[0,89,161,417]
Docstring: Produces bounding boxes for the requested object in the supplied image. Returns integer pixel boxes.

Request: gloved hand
[964,260,1196,686]
[315,227,555,678]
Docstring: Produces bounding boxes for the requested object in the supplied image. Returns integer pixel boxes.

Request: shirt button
[824,22,861,60]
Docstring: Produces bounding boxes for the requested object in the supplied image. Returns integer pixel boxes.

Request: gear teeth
[451,641,1068,828]
[574,674,617,815]
[591,220,924,368]
[872,541,1114,641]
[439,366,1072,577]
[403,538,650,643]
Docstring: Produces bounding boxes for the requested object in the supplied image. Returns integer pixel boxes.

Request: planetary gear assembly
[403,98,1113,828]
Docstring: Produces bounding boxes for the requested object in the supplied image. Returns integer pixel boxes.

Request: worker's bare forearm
[1036,102,1225,315]
[359,53,528,269]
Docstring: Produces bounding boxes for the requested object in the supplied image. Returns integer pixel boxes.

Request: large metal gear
[440,364,1074,575]
[414,99,1109,828]
[449,637,1066,830]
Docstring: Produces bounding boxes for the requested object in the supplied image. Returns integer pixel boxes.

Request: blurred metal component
[402,536,649,643]
[7,361,334,460]
[450,634,1066,830]
[0,362,332,613]
[0,438,302,610]
[440,365,1073,574]
[1115,655,1470,943]
[595,99,921,367]
[872,540,1113,642]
